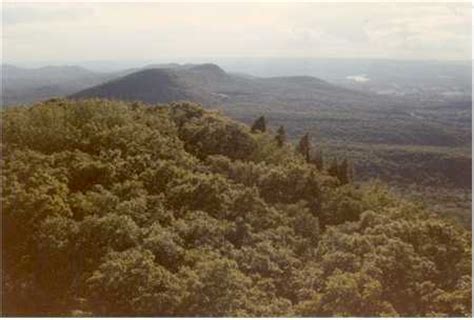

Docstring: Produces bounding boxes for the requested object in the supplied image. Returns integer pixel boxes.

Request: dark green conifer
[307,170,322,216]
[348,160,355,182]
[337,158,353,185]
[275,125,287,147]
[328,158,339,178]
[311,149,324,171]
[251,116,266,133]
[297,133,311,162]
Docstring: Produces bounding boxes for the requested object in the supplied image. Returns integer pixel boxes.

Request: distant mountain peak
[187,63,226,74]
[71,67,194,104]
[70,62,394,111]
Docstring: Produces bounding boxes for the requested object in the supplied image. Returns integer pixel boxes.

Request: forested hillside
[5,63,470,197]
[70,63,471,192]
[2,99,471,316]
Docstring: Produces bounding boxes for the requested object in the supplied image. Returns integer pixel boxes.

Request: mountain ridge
[71,63,390,112]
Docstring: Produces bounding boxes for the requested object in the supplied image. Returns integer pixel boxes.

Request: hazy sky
[3,2,472,64]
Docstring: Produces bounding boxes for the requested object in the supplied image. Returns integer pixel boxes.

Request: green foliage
[294,208,471,317]
[169,102,256,161]
[86,248,182,316]
[2,99,471,316]
[180,257,254,316]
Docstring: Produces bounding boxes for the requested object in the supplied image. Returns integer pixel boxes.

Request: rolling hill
[71,63,401,113]
[0,64,117,106]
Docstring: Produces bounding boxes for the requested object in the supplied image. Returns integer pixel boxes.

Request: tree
[297,133,311,162]
[310,149,324,171]
[275,126,286,147]
[296,271,397,316]
[86,248,182,316]
[347,160,355,183]
[338,158,350,185]
[328,158,339,178]
[251,116,266,133]
[180,258,253,316]
[326,158,352,185]
[3,99,471,317]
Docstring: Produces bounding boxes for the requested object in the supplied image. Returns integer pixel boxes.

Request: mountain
[1,63,222,107]
[71,64,223,105]
[212,58,472,103]
[0,63,191,107]
[5,59,470,108]
[71,69,194,103]
[0,64,116,106]
[71,63,400,112]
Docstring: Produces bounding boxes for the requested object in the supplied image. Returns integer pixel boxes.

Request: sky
[2,2,472,65]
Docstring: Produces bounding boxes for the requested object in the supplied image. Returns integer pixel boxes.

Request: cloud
[3,2,471,63]
[3,3,96,25]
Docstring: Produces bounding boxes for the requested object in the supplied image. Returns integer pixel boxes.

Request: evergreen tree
[311,149,324,171]
[328,158,339,178]
[275,126,287,147]
[338,158,349,185]
[347,160,355,183]
[306,170,322,217]
[327,158,352,185]
[337,158,353,185]
[297,133,311,162]
[251,116,266,133]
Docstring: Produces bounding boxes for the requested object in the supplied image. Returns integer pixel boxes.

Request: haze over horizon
[3,2,472,67]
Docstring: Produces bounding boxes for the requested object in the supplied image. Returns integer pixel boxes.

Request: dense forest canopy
[2,99,471,316]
